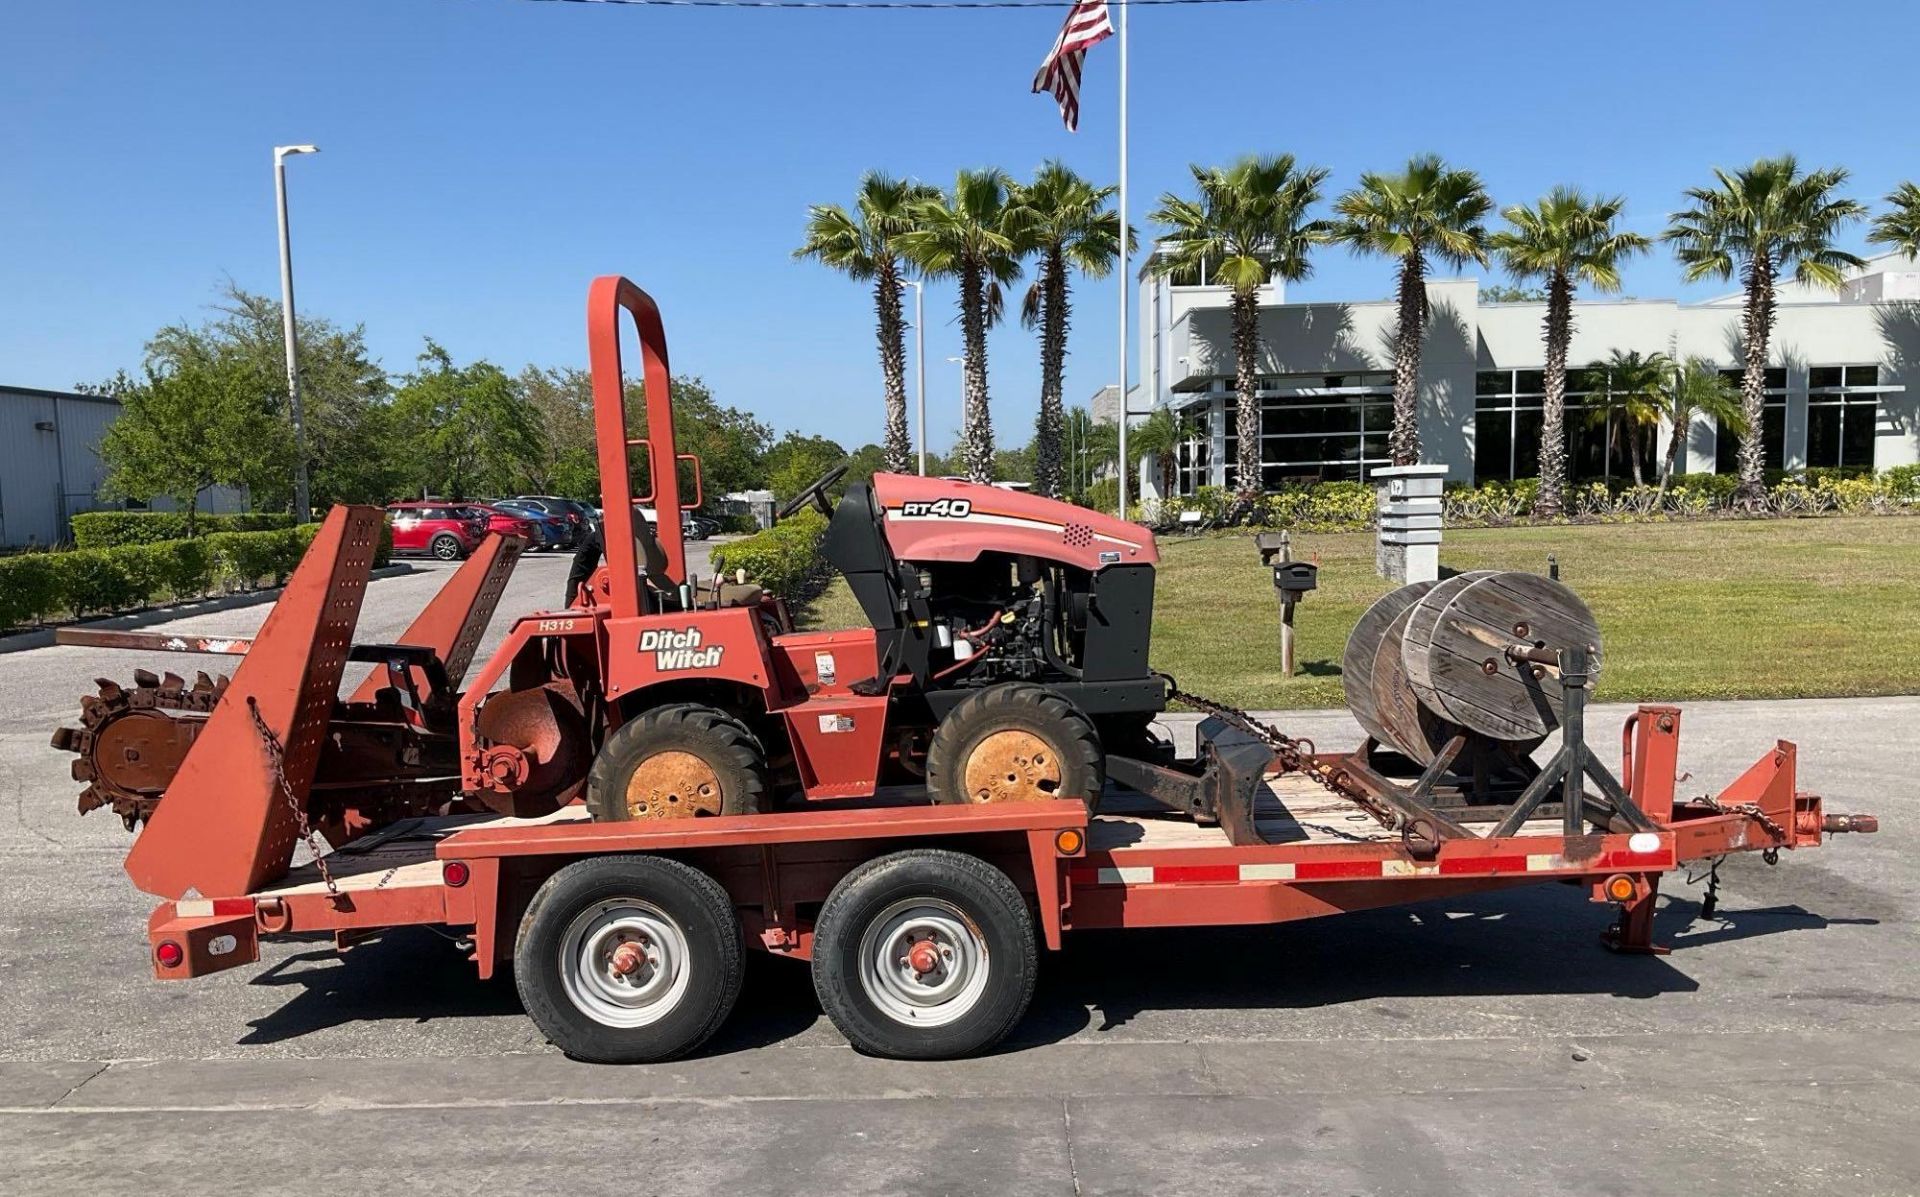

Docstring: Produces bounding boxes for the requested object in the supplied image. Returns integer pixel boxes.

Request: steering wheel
[775,463,849,522]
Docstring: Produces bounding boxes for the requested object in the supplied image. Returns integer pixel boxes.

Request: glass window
[1514,410,1545,480]
[1475,413,1512,480]
[1476,370,1509,398]
[1846,365,1879,387]
[1715,406,1786,473]
[1515,370,1545,395]
[1810,366,1844,389]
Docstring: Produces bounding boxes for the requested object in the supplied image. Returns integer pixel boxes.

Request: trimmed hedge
[709,510,832,603]
[1127,467,1920,533]
[70,510,295,549]
[0,521,394,631]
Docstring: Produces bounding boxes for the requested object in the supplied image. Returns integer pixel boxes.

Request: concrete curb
[0,563,414,656]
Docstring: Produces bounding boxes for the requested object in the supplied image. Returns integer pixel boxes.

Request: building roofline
[2,384,119,406]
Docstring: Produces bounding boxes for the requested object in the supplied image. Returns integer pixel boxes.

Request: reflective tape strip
[1239,862,1296,881]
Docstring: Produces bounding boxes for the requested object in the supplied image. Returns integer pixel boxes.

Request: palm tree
[1124,406,1184,503]
[1488,189,1651,518]
[1656,357,1747,501]
[1583,350,1669,486]
[1016,163,1125,498]
[1869,181,1920,258]
[794,173,938,476]
[1148,155,1331,507]
[1663,157,1866,502]
[896,170,1029,483]
[1331,155,1492,466]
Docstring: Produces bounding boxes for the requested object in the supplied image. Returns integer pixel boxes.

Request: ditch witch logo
[640,627,724,671]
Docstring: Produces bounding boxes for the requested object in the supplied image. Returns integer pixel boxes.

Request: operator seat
[823,483,933,680]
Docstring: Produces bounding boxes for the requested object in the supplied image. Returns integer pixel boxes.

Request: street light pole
[274,144,319,524]
[899,279,927,475]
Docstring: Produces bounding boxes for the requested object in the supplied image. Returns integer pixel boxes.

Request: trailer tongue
[50,274,1878,1064]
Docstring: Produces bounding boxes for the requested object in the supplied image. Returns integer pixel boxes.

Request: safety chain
[1694,791,1787,841]
[247,698,340,899]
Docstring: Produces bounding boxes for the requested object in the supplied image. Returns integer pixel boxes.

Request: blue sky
[4,0,1916,453]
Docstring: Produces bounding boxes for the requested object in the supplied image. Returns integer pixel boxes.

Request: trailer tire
[587,703,768,821]
[926,682,1104,808]
[514,854,743,1064]
[811,849,1036,1060]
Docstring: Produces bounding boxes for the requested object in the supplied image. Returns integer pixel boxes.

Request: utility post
[273,144,320,524]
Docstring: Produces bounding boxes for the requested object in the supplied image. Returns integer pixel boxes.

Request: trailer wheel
[514,854,743,1063]
[587,703,767,820]
[926,682,1104,807]
[811,849,1036,1059]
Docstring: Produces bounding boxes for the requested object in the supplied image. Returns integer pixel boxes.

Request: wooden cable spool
[1342,582,1452,764]
[1400,570,1496,722]
[1403,571,1603,742]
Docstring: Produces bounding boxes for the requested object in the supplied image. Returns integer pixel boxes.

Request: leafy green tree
[842,442,889,488]
[795,173,939,474]
[390,341,543,500]
[1657,358,1747,500]
[1868,181,1920,258]
[142,284,394,507]
[98,358,294,532]
[896,170,1030,483]
[1490,189,1651,517]
[518,366,600,498]
[765,431,848,501]
[993,442,1036,485]
[1060,406,1116,498]
[1664,157,1866,501]
[1015,163,1125,497]
[632,375,773,503]
[1150,155,1330,506]
[1331,155,1493,465]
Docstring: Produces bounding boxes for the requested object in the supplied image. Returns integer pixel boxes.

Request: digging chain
[1158,676,1386,818]
[246,698,341,899]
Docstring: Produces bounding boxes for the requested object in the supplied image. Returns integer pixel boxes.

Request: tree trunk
[958,265,995,484]
[1658,402,1688,501]
[1034,248,1070,498]
[1628,421,1645,487]
[872,259,912,475]
[1389,251,1427,466]
[1735,250,1775,506]
[1535,270,1573,518]
[1231,289,1263,506]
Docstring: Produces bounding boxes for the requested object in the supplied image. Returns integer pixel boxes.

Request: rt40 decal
[899,498,973,519]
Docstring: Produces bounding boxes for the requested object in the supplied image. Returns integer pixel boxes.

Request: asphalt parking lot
[2,552,1915,1195]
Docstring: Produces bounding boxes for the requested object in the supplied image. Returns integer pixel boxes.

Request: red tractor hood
[869,473,1159,570]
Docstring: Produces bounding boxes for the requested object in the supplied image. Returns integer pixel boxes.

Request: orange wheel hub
[625,750,723,819]
[962,729,1061,803]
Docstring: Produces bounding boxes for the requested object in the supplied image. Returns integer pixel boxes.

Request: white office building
[1139,252,1920,493]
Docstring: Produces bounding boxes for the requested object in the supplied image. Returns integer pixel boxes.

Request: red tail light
[155,940,185,968]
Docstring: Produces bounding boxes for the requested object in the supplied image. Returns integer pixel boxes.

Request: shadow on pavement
[234,877,1862,1056]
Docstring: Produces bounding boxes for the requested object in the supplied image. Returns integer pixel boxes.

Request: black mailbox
[1273,561,1318,594]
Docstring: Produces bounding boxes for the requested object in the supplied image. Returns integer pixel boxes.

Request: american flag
[1031,0,1113,132]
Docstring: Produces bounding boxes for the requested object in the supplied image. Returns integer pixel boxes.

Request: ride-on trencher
[50,276,1878,1063]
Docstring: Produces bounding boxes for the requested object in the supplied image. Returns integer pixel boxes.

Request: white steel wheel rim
[558,899,692,1028]
[856,898,990,1028]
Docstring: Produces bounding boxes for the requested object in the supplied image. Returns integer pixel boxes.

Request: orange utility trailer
[141,603,1862,1062]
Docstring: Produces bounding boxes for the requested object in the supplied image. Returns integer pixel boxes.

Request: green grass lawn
[802,516,1920,709]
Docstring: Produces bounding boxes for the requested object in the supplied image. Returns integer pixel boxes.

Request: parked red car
[385,502,488,561]
[459,504,542,546]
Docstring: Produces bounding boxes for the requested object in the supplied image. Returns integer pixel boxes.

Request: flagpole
[1114,0,1130,519]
